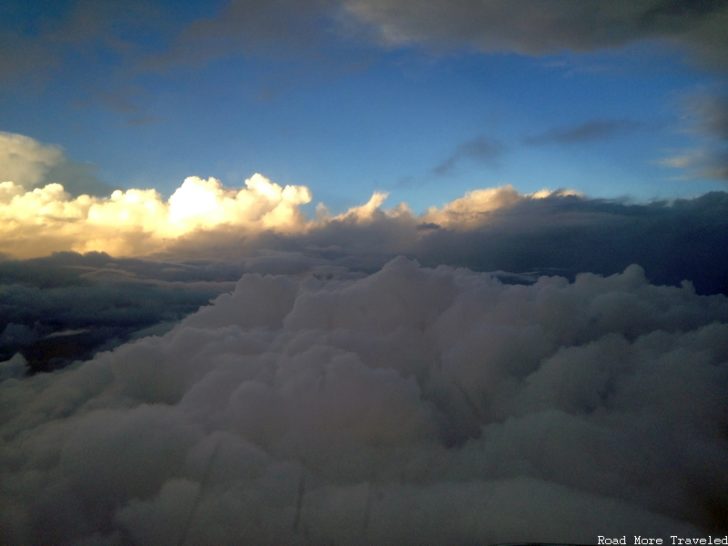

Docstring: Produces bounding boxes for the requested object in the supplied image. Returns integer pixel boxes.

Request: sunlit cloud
[2,167,579,259]
[0,173,316,258]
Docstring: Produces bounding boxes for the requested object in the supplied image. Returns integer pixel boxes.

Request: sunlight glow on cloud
[0,171,579,259]
[0,174,314,258]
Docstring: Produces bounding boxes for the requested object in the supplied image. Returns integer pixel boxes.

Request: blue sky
[1,0,727,213]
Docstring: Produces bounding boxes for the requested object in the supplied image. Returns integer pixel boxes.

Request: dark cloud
[687,93,728,140]
[1,257,726,543]
[414,192,728,294]
[524,119,643,146]
[432,135,505,175]
[216,190,728,296]
[661,93,728,181]
[0,252,236,372]
[344,0,728,68]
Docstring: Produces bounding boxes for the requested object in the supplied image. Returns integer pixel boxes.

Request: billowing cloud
[1,258,727,544]
[4,168,728,294]
[0,173,312,258]
[4,179,727,374]
[421,185,522,228]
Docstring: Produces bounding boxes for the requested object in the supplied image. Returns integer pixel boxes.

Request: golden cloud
[1,169,574,258]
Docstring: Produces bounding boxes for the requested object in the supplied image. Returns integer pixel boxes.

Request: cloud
[524,119,643,145]
[252,186,728,295]
[432,136,505,175]
[658,149,728,181]
[686,93,728,140]
[420,185,522,228]
[0,132,64,188]
[0,252,237,372]
[659,94,728,181]
[1,258,726,543]
[342,0,728,68]
[0,173,312,258]
[0,0,161,82]
[3,162,728,294]
[3,179,727,375]
[0,132,111,196]
[141,0,339,71]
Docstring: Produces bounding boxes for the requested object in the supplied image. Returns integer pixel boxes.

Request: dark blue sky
[1,0,727,212]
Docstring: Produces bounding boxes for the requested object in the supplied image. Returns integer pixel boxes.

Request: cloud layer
[0,252,236,373]
[2,258,727,544]
[4,168,728,294]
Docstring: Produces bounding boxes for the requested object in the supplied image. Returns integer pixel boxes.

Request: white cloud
[1,258,726,543]
[0,173,313,258]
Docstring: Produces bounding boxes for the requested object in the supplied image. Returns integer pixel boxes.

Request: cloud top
[1,258,727,543]
[0,173,312,258]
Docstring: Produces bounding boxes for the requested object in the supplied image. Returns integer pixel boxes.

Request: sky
[2,2,728,544]
[1,0,727,214]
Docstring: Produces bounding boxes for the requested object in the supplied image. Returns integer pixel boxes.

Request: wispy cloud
[432,135,505,175]
[343,0,728,69]
[659,93,728,181]
[524,119,643,146]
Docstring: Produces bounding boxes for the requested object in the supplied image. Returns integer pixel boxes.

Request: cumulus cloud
[4,180,727,375]
[1,258,727,544]
[3,163,728,294]
[0,173,312,258]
